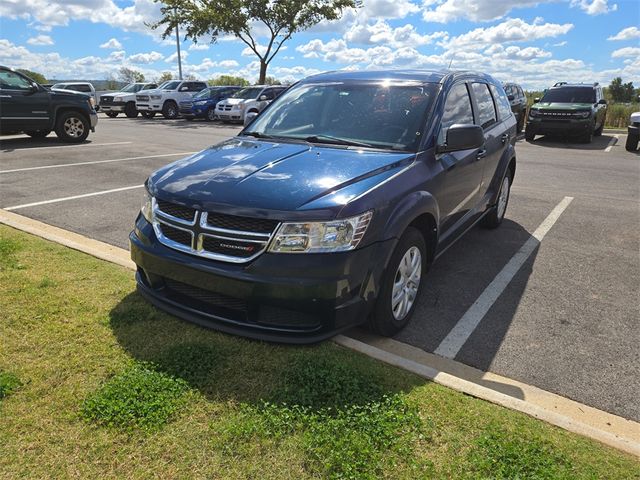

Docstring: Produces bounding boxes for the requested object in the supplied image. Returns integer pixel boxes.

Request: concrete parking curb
[1,209,638,457]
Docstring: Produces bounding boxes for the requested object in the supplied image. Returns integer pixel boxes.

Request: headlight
[88,97,96,108]
[233,104,245,111]
[150,95,162,100]
[141,188,153,223]
[529,109,540,118]
[574,111,591,119]
[195,100,207,105]
[269,211,373,253]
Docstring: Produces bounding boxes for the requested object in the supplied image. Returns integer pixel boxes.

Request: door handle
[0,95,12,98]
[501,133,509,144]
[476,149,487,160]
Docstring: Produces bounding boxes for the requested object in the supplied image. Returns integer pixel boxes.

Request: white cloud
[108,50,126,62]
[441,18,573,50]
[188,43,209,51]
[570,0,617,15]
[241,43,287,57]
[611,47,640,58]
[129,51,164,64]
[26,34,53,46]
[422,0,549,23]
[553,41,567,46]
[100,38,123,49]
[344,20,447,48]
[608,26,640,41]
[165,51,188,63]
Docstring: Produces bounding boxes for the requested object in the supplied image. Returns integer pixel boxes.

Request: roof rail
[553,81,567,87]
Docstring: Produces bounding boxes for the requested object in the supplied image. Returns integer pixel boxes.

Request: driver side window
[438,83,474,144]
[0,71,33,91]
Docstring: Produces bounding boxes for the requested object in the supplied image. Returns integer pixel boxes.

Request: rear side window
[71,84,92,92]
[489,84,513,121]
[471,83,497,129]
[439,83,474,143]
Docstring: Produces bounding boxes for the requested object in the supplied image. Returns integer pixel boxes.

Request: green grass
[1,224,638,479]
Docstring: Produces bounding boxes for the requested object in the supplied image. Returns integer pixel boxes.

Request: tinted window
[517,86,524,98]
[439,83,474,143]
[246,82,438,151]
[71,84,92,92]
[189,82,206,92]
[162,81,181,90]
[471,83,497,129]
[232,87,263,99]
[142,84,157,90]
[490,84,513,121]
[0,70,33,90]
[541,87,596,103]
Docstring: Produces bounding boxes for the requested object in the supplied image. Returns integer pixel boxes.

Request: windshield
[243,82,438,151]
[161,81,181,90]
[51,83,67,89]
[231,87,263,100]
[541,87,596,104]
[121,83,143,93]
[194,88,214,99]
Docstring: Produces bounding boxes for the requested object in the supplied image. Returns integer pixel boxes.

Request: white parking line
[434,196,574,359]
[604,134,619,153]
[0,141,132,151]
[0,151,198,174]
[4,185,143,211]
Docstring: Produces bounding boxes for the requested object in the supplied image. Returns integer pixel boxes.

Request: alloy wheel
[391,246,422,320]
[63,117,85,138]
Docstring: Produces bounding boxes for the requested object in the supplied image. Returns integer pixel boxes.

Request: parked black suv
[130,70,517,343]
[0,66,98,142]
[503,82,527,132]
[526,82,607,143]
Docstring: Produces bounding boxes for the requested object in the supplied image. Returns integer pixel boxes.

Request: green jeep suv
[526,82,607,143]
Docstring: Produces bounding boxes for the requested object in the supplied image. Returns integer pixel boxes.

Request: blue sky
[0,0,638,89]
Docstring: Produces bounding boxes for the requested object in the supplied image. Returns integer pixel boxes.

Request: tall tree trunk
[259,60,268,84]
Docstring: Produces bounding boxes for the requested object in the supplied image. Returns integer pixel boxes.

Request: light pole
[174,8,183,80]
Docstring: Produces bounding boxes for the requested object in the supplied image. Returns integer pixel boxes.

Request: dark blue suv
[179,86,243,121]
[131,70,517,343]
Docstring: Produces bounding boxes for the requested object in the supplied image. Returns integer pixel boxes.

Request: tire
[124,102,138,118]
[162,101,179,119]
[25,130,51,138]
[525,129,535,142]
[105,112,118,118]
[481,168,512,229]
[626,132,639,152]
[54,111,90,143]
[205,107,217,122]
[369,227,427,337]
[185,117,194,121]
[141,111,155,119]
[581,125,594,144]
[516,112,524,133]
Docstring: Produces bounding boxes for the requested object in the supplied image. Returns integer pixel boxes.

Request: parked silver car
[216,85,286,123]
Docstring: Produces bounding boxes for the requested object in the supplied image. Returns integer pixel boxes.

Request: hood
[532,102,594,110]
[140,88,175,96]
[50,89,90,100]
[148,138,415,215]
[220,98,249,105]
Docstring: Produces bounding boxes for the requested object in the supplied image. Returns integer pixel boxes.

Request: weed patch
[0,371,22,400]
[82,363,189,432]
[0,237,23,270]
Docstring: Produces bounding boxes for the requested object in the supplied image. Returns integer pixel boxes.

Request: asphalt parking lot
[1,116,638,422]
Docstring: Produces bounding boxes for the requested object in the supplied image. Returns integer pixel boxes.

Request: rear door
[435,82,486,234]
[0,69,51,133]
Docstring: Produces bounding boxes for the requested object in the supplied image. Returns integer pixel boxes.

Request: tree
[17,69,47,84]
[105,74,120,91]
[157,71,174,83]
[208,75,250,86]
[119,67,145,83]
[263,76,281,85]
[152,0,358,84]
[609,77,635,103]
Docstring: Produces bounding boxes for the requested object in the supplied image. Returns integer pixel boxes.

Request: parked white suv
[51,82,98,110]
[216,85,287,123]
[100,82,158,118]
[136,80,207,119]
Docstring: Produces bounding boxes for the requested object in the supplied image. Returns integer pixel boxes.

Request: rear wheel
[206,107,217,122]
[369,227,427,337]
[105,112,118,118]
[54,111,90,143]
[25,130,51,138]
[124,102,138,118]
[481,169,512,229]
[141,111,155,119]
[162,101,178,119]
[626,131,639,152]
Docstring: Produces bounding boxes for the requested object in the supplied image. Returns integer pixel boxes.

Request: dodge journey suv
[130,70,517,343]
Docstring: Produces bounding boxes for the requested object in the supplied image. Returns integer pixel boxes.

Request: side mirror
[507,94,514,101]
[533,97,540,103]
[28,82,39,94]
[598,98,607,105]
[259,94,268,101]
[244,111,259,126]
[437,124,484,154]
[179,86,189,91]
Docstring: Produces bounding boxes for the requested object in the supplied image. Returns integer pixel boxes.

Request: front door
[0,69,51,133]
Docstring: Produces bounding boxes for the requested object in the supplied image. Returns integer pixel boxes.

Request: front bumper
[89,112,98,131]
[130,215,395,343]
[526,117,592,135]
[217,111,243,121]
[101,101,126,113]
[137,103,163,112]
[628,123,639,136]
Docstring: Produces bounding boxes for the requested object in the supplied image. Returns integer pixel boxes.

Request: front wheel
[25,130,51,138]
[105,112,118,118]
[162,101,178,119]
[124,102,138,118]
[141,111,155,119]
[206,107,217,122]
[482,169,512,229]
[525,129,535,142]
[369,227,427,337]
[54,111,90,143]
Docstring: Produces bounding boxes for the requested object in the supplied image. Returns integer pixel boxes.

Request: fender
[382,190,440,241]
[486,143,516,206]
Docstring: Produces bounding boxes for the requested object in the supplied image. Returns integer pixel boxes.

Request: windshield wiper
[241,131,274,139]
[304,135,375,148]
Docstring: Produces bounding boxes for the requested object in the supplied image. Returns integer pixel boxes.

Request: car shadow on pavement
[0,136,91,152]
[389,219,540,388]
[108,291,424,405]
[525,134,617,151]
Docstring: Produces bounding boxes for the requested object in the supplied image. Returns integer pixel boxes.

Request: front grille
[157,199,196,223]
[180,102,193,108]
[100,96,113,104]
[218,105,232,111]
[164,278,247,312]
[202,236,261,258]
[206,212,279,234]
[136,95,150,102]
[159,223,192,247]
